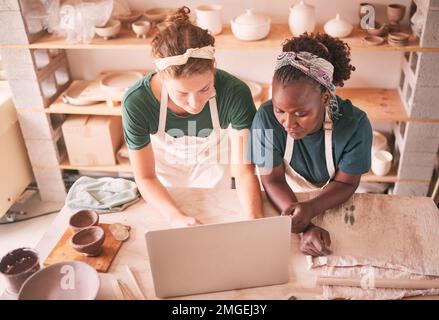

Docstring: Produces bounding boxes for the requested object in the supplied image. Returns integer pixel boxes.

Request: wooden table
[11,189,439,300]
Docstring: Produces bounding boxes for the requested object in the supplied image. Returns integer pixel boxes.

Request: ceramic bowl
[143,8,172,23]
[132,20,151,38]
[71,226,106,257]
[18,261,100,300]
[95,19,121,40]
[366,22,389,36]
[231,9,271,41]
[69,209,99,233]
[388,32,410,41]
[0,248,40,294]
[363,35,385,46]
[372,131,388,154]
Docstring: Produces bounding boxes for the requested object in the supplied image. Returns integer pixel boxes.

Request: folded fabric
[65,176,140,213]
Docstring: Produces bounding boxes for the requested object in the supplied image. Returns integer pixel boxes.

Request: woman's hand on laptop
[170,214,203,228]
[299,224,332,257]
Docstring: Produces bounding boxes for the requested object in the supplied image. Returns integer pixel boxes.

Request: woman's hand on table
[299,224,332,257]
[281,202,315,233]
[169,214,203,228]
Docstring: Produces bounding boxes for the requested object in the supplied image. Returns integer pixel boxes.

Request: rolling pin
[317,276,439,290]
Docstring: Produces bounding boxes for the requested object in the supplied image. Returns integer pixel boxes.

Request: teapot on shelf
[288,0,316,37]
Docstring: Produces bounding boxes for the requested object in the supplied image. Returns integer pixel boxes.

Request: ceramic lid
[324,13,353,30]
[291,0,315,11]
[234,9,269,25]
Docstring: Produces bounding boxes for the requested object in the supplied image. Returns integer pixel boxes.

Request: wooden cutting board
[44,223,128,273]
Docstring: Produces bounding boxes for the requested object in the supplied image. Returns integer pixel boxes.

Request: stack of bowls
[387,32,410,47]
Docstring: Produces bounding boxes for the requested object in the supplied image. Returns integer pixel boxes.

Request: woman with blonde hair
[123,7,263,227]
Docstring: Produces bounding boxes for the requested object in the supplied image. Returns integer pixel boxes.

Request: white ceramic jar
[231,9,271,41]
[195,4,223,35]
[324,13,353,38]
[289,0,316,37]
[371,150,393,177]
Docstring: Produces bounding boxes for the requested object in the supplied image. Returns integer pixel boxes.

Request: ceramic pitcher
[289,0,316,37]
[195,4,223,35]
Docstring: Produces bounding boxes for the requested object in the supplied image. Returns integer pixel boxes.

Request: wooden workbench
[12,189,439,300]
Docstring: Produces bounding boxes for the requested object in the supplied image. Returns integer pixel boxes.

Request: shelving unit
[1,0,438,197]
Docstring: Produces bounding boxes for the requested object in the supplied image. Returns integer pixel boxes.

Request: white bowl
[132,20,151,38]
[18,261,100,300]
[230,19,270,41]
[95,19,121,40]
[372,131,388,154]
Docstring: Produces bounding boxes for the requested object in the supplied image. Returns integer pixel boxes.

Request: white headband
[154,45,215,71]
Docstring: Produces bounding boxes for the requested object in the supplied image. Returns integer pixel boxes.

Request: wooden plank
[59,158,133,173]
[31,157,428,184]
[44,223,128,273]
[337,88,408,122]
[3,24,439,52]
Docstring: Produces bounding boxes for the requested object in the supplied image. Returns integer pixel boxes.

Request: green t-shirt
[122,69,256,150]
[248,97,372,184]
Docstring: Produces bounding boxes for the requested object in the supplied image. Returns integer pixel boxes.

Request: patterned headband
[154,45,215,71]
[275,51,341,120]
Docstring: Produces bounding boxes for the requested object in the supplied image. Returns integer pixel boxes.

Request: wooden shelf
[59,159,132,173]
[337,88,407,122]
[3,24,439,52]
[46,96,122,116]
[46,82,439,123]
[28,158,428,184]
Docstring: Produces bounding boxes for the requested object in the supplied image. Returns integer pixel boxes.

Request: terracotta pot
[387,4,406,24]
[0,248,40,294]
[71,226,106,257]
[69,209,99,233]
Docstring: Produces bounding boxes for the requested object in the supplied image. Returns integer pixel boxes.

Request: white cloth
[150,85,231,188]
[154,45,215,71]
[283,109,335,192]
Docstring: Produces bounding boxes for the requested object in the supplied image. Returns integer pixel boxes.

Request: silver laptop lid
[145,216,291,298]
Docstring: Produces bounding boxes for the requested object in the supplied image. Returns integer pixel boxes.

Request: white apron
[283,110,336,192]
[150,86,231,188]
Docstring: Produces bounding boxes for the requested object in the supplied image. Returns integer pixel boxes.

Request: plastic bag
[111,0,131,19]
[48,0,113,44]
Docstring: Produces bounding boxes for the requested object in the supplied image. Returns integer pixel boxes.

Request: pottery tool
[111,279,126,300]
[125,266,147,300]
[317,276,439,290]
[117,279,137,300]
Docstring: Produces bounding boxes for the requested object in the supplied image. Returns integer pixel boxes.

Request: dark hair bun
[281,33,355,87]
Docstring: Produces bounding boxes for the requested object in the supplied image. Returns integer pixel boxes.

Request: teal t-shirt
[122,69,256,150]
[248,97,372,184]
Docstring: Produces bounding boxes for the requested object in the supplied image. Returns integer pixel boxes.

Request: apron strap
[157,84,168,133]
[158,85,221,135]
[208,94,221,133]
[283,108,336,180]
[324,109,335,179]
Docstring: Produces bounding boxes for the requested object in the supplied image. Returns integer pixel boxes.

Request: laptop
[145,216,291,298]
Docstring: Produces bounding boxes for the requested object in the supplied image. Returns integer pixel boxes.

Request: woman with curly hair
[122,7,263,227]
[248,33,372,256]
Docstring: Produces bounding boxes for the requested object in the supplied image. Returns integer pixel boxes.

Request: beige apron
[283,109,336,192]
[150,86,231,188]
